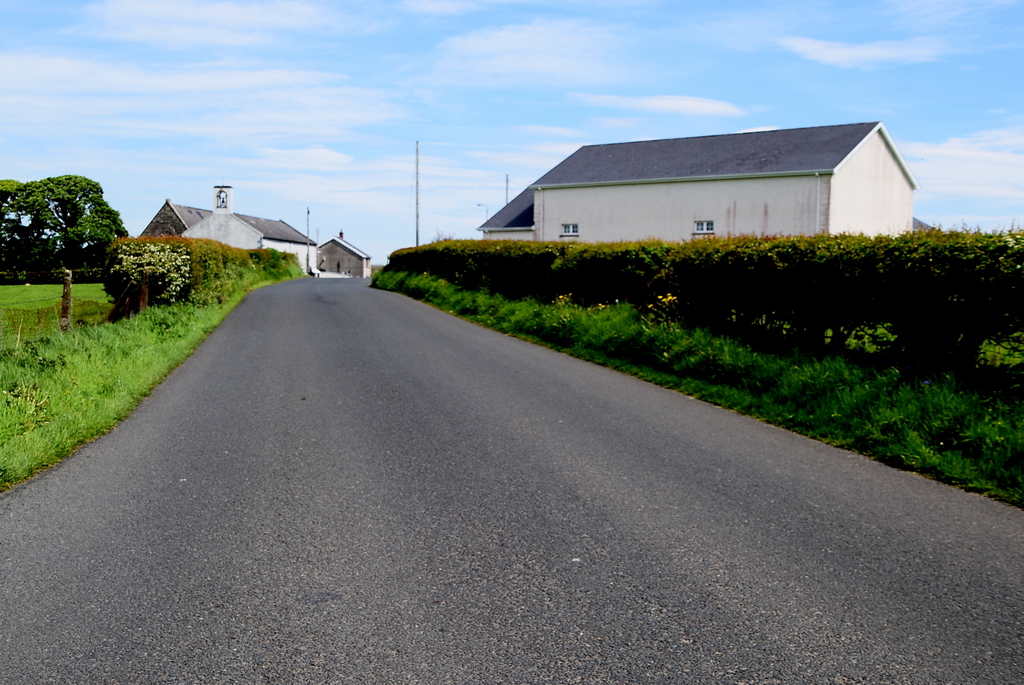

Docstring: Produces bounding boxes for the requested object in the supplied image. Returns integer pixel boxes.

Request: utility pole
[415,141,420,247]
[506,174,509,206]
[306,207,311,275]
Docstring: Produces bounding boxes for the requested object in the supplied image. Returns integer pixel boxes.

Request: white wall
[829,131,915,236]
[481,228,536,241]
[183,214,262,249]
[184,214,314,271]
[534,174,828,243]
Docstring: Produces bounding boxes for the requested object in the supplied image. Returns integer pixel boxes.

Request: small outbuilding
[317,232,371,278]
[480,122,920,242]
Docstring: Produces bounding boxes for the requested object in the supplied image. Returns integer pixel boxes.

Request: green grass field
[1,284,113,344]
[0,283,109,309]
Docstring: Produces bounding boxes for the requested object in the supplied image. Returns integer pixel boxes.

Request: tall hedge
[384,232,1024,370]
[105,237,298,316]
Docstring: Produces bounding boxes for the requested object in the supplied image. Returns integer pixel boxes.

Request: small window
[694,220,714,233]
[561,223,579,236]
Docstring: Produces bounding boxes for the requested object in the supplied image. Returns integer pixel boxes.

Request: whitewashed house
[141,186,317,272]
[480,122,919,242]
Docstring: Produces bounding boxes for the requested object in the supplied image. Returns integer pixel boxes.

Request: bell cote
[213,186,233,214]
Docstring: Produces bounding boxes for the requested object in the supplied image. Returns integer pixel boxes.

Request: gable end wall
[828,131,914,236]
[319,241,370,277]
[183,214,263,249]
[140,202,187,237]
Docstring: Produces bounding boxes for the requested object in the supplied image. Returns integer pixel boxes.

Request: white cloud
[885,0,1017,28]
[902,128,1024,201]
[0,54,401,142]
[401,0,481,13]
[695,10,804,52]
[81,0,331,47]
[429,19,627,86]
[0,54,328,94]
[572,93,747,117]
[777,36,945,69]
[516,125,586,138]
[256,146,355,170]
[400,0,611,15]
[468,142,581,171]
[593,117,641,129]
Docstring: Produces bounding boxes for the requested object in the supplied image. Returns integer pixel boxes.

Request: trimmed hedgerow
[104,237,299,316]
[387,240,567,301]
[383,231,1024,371]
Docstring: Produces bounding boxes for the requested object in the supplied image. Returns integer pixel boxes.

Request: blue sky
[2,0,1022,261]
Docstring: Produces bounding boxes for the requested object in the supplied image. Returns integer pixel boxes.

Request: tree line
[0,175,127,272]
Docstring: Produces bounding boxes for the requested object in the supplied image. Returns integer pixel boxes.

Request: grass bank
[374,270,1024,507]
[0,272,300,491]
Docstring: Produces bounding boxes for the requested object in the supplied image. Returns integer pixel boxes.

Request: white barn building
[480,122,919,242]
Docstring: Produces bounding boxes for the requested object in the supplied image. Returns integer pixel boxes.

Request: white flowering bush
[105,239,192,305]
[104,237,301,319]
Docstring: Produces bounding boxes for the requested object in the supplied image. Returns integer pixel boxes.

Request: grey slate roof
[482,122,892,230]
[172,204,212,229]
[171,203,312,245]
[235,213,314,245]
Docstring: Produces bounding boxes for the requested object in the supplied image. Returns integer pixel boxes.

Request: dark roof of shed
[482,122,883,230]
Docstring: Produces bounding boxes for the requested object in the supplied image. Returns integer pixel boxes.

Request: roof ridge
[579,121,881,150]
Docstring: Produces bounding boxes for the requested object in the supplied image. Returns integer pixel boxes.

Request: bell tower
[213,185,233,214]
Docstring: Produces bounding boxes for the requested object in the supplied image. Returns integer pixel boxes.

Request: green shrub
[384,231,1024,372]
[104,237,300,317]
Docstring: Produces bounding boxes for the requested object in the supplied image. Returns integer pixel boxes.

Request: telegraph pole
[415,141,420,247]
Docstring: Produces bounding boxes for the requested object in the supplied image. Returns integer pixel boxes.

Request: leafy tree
[1,175,126,271]
[0,180,20,225]
[0,179,20,205]
[0,179,26,269]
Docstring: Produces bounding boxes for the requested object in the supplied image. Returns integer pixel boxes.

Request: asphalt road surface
[2,278,1022,684]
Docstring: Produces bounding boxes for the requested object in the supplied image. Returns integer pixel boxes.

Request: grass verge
[374,270,1024,507]
[0,273,300,491]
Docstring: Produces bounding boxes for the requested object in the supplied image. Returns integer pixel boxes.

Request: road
[2,277,1022,683]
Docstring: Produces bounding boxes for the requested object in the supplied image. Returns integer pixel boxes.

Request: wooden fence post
[139,268,150,313]
[60,269,72,332]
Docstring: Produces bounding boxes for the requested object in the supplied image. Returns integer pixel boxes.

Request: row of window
[560,221,714,236]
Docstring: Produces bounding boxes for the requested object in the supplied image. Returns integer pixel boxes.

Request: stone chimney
[339,231,344,240]
[213,186,233,214]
